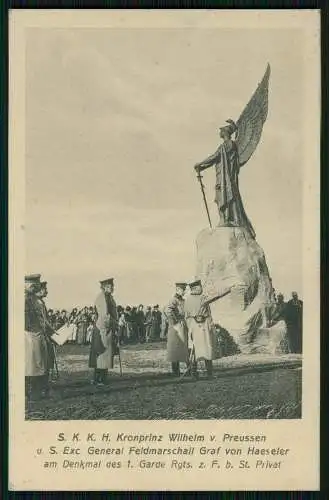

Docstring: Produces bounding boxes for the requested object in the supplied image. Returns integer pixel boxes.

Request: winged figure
[194,64,270,239]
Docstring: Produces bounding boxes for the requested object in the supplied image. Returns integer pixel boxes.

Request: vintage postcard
[8,9,320,491]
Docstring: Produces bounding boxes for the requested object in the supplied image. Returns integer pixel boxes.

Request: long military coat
[166,294,189,363]
[25,293,52,376]
[89,291,118,369]
[184,293,217,360]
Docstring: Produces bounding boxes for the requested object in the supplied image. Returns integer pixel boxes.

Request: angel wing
[235,64,270,167]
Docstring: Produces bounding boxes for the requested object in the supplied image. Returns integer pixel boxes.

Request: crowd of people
[268,291,303,354]
[47,304,168,345]
[24,272,303,399]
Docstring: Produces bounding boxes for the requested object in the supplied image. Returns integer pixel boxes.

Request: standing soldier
[89,277,119,386]
[144,306,153,342]
[153,305,162,340]
[35,280,57,384]
[25,274,52,399]
[166,282,189,377]
[184,280,218,378]
[285,291,303,353]
[136,304,146,343]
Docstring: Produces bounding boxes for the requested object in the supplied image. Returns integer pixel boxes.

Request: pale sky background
[25,27,303,309]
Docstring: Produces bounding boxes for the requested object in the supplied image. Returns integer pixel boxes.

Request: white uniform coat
[94,291,118,369]
[184,294,217,361]
[166,294,189,363]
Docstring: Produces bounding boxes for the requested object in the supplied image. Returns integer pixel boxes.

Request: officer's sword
[197,172,212,229]
[118,345,123,377]
[52,344,59,379]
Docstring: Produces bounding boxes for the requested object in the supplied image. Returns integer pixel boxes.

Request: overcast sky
[25,27,303,309]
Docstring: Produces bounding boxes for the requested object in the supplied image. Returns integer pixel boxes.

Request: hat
[175,282,187,289]
[220,119,237,135]
[25,274,41,284]
[189,279,202,288]
[100,277,114,286]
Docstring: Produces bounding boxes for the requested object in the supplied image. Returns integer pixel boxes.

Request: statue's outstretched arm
[202,286,233,307]
[194,147,221,172]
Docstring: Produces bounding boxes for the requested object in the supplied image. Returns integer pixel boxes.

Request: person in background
[131,306,138,343]
[67,308,78,343]
[35,280,57,386]
[118,308,127,345]
[52,310,61,330]
[88,306,95,324]
[89,277,119,386]
[48,309,54,327]
[68,308,78,324]
[151,305,162,340]
[160,307,169,340]
[58,310,67,328]
[76,307,88,345]
[149,306,157,342]
[136,304,145,343]
[270,293,286,326]
[285,292,303,353]
[124,306,134,343]
[166,282,189,377]
[86,319,95,344]
[144,306,153,342]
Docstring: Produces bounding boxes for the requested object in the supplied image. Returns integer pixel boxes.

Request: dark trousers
[205,360,213,376]
[171,362,180,376]
[137,324,145,343]
[25,375,49,400]
[94,368,108,384]
[288,326,302,354]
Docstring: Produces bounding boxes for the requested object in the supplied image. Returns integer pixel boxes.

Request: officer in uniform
[25,274,52,399]
[35,280,56,384]
[165,282,189,377]
[89,277,119,385]
[184,280,217,378]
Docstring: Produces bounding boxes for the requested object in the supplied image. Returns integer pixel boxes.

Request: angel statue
[194,64,271,239]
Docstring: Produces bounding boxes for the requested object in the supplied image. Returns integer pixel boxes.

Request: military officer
[25,274,52,399]
[184,280,217,378]
[165,282,189,377]
[89,277,119,385]
[35,280,57,384]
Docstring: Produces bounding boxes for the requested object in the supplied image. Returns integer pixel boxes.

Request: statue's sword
[197,172,212,229]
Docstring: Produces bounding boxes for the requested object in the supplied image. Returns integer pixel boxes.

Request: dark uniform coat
[166,294,189,363]
[285,299,303,353]
[38,298,56,370]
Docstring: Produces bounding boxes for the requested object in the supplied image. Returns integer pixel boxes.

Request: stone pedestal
[196,226,288,354]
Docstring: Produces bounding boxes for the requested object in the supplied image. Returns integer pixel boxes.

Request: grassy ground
[25,342,302,420]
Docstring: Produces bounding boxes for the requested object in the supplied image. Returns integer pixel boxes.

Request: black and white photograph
[8,9,320,492]
[21,20,309,422]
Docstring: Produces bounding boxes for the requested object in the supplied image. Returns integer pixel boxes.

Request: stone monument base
[196,226,289,354]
